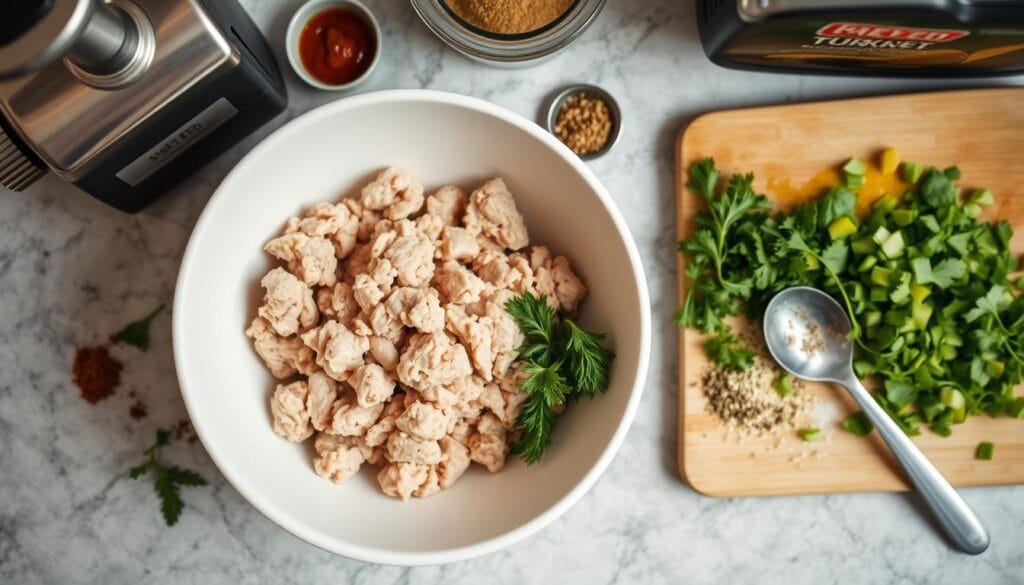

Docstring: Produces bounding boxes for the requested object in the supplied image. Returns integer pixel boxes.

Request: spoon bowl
[763,286,854,382]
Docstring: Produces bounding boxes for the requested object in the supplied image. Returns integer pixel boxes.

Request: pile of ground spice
[446,0,574,35]
[701,354,817,439]
[72,346,123,403]
[554,93,612,156]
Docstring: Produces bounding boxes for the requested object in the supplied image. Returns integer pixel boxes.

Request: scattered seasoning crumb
[794,307,826,357]
[554,93,612,156]
[72,346,123,404]
[172,419,198,443]
[129,396,148,420]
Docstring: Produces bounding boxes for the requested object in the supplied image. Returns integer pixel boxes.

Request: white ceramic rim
[284,0,382,91]
[173,89,651,566]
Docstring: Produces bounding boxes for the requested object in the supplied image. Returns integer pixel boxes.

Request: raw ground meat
[248,167,587,500]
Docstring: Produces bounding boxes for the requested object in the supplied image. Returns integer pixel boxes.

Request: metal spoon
[763,286,990,555]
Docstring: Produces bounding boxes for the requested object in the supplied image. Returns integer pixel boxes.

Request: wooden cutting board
[676,87,1024,497]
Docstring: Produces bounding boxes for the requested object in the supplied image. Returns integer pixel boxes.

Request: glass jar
[410,0,607,67]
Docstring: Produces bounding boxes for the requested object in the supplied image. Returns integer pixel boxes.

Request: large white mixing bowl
[173,90,650,565]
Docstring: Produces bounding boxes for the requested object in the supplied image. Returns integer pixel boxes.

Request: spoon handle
[838,373,990,555]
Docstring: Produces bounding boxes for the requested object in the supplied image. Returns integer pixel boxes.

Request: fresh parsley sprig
[676,158,772,367]
[130,429,208,526]
[112,304,165,350]
[505,293,614,464]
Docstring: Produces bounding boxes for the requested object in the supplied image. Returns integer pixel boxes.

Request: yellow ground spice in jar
[554,93,612,156]
[446,0,575,35]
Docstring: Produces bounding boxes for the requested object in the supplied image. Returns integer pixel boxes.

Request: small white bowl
[173,90,650,565]
[285,0,382,91]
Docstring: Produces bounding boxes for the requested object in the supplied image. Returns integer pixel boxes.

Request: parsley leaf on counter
[505,293,614,464]
[129,429,208,526]
[112,304,165,350]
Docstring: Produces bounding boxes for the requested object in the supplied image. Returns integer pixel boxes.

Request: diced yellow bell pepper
[910,283,931,303]
[881,147,900,175]
[828,216,857,240]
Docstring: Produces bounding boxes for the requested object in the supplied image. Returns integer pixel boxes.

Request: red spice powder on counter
[72,346,123,403]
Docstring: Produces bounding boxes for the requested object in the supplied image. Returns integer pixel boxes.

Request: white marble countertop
[2,1,1022,583]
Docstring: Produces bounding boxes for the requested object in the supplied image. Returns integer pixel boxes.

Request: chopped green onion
[843,157,867,175]
[1007,397,1024,419]
[851,236,877,256]
[774,373,794,397]
[940,387,965,410]
[869,286,889,302]
[864,310,882,328]
[911,301,933,330]
[845,173,866,189]
[873,194,898,215]
[842,411,874,437]
[871,266,894,288]
[880,231,906,259]
[971,189,994,206]
[872,226,892,246]
[902,161,925,184]
[798,428,822,442]
[858,255,878,273]
[892,208,915,227]
[975,441,994,460]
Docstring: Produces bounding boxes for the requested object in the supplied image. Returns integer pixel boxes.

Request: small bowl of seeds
[545,84,621,160]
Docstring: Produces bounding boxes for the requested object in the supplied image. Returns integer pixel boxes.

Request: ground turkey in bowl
[246,167,588,500]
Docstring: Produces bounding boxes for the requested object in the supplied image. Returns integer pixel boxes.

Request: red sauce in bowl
[298,7,376,86]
